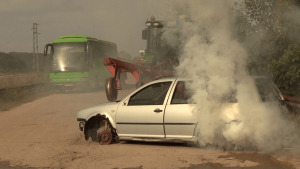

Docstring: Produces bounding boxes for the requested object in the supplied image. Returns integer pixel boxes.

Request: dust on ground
[0,85,299,169]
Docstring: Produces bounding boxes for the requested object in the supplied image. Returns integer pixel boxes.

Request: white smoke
[166,0,300,152]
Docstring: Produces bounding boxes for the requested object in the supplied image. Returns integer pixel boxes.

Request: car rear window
[171,81,237,104]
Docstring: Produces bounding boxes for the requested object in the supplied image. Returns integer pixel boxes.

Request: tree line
[0,52,27,72]
[234,0,300,96]
[0,52,48,73]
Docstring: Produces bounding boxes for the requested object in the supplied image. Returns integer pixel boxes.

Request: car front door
[164,81,197,139]
[116,81,174,138]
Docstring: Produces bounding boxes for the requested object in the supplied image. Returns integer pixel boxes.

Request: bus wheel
[105,77,118,102]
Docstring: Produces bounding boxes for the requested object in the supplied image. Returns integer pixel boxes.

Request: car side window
[171,81,192,104]
[128,82,172,106]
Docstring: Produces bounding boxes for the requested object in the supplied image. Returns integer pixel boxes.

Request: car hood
[77,101,120,122]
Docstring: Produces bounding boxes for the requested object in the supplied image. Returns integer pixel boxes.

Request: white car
[77,76,285,144]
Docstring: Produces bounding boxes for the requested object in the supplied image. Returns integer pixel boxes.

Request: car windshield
[51,43,88,72]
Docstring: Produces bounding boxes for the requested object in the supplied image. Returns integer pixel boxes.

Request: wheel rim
[97,130,112,145]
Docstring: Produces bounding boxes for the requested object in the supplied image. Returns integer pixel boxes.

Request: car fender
[77,103,119,129]
[85,112,117,129]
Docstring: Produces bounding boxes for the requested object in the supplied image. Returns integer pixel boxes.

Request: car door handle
[154,108,163,113]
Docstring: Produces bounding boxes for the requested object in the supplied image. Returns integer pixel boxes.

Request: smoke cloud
[165,0,300,153]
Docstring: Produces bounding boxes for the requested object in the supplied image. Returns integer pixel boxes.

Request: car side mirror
[123,99,129,106]
[142,29,148,40]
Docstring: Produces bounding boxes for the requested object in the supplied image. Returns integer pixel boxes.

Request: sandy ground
[0,87,300,169]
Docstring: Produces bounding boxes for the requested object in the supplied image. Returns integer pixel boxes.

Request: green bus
[44,34,118,92]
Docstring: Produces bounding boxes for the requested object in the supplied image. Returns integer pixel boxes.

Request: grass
[0,85,55,112]
[0,72,48,89]
[0,72,52,111]
[0,74,54,111]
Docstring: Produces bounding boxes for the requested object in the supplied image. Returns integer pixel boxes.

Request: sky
[0,0,169,57]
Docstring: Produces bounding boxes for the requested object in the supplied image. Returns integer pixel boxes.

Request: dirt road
[0,88,300,169]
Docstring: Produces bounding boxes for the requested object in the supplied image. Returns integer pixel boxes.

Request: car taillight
[135,58,144,62]
[50,79,56,81]
[81,77,89,80]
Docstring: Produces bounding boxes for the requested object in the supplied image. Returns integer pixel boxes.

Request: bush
[0,52,27,72]
[269,44,300,96]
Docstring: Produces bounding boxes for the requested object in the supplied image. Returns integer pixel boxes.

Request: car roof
[153,75,272,82]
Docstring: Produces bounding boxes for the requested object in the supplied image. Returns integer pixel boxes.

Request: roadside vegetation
[0,52,27,72]
[0,51,50,111]
[0,84,55,111]
[233,0,300,97]
[173,0,300,96]
[0,52,48,73]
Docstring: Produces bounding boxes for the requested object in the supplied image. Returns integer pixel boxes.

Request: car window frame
[124,80,176,106]
[168,80,196,105]
[254,77,285,102]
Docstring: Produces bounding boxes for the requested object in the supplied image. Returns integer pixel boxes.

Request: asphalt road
[0,88,300,169]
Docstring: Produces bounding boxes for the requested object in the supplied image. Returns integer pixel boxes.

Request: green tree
[269,44,300,96]
[234,0,300,96]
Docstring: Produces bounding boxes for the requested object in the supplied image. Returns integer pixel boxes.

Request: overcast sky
[0,0,169,57]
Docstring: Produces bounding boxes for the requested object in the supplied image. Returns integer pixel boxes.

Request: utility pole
[32,23,39,72]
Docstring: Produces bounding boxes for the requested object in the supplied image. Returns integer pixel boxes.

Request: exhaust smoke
[164,0,300,153]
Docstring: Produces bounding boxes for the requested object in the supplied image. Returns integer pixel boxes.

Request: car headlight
[145,23,151,27]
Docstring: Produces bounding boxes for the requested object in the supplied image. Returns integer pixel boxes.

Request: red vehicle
[103,57,174,101]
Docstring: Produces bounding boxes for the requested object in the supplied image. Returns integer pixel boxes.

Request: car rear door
[164,81,197,139]
[116,80,175,138]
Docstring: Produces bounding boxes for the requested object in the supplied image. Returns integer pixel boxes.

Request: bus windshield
[51,43,88,72]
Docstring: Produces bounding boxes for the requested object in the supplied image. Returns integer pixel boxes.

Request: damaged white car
[77,76,286,144]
